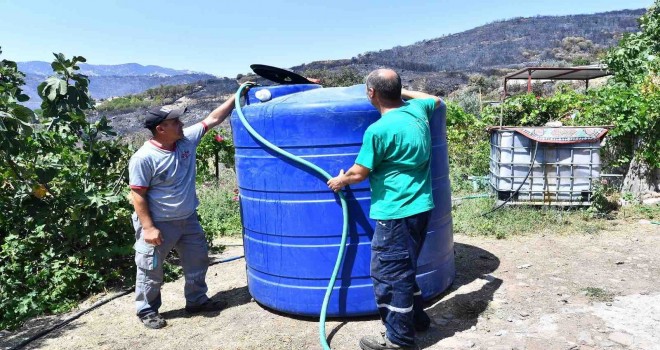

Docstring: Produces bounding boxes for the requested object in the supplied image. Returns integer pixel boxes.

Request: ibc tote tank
[230,84,455,317]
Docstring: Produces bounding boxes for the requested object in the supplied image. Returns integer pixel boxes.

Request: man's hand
[327,169,347,193]
[401,88,442,110]
[240,81,256,96]
[142,225,163,246]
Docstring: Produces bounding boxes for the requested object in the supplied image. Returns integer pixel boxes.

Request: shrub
[197,182,242,247]
[445,101,492,187]
[0,52,134,329]
[196,128,235,182]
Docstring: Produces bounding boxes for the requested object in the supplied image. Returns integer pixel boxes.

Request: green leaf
[58,79,68,96]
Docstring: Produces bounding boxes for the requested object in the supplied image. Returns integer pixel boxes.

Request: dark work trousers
[370,210,432,347]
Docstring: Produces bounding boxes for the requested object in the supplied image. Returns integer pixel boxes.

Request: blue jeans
[370,210,431,347]
[132,213,210,317]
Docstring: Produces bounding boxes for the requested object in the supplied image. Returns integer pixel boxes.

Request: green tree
[606,1,660,86]
[0,51,134,329]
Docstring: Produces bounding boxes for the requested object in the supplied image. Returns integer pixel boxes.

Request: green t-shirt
[355,98,436,220]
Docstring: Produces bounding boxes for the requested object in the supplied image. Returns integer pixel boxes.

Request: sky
[0,0,654,77]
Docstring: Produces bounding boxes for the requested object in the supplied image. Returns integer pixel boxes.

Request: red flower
[232,196,239,201]
[215,135,224,143]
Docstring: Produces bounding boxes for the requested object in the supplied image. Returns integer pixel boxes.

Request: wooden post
[215,152,219,180]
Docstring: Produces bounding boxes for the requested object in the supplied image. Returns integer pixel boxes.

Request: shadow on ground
[246,242,500,349]
[160,286,252,320]
[417,242,501,348]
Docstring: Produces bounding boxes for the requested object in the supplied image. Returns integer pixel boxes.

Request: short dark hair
[365,69,402,101]
[148,125,158,135]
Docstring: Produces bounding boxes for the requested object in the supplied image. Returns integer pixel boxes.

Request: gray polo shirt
[129,122,208,222]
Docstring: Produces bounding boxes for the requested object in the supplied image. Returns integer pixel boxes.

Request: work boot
[359,332,419,350]
[185,299,228,314]
[139,312,166,329]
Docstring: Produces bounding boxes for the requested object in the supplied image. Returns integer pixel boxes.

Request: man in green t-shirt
[327,69,442,350]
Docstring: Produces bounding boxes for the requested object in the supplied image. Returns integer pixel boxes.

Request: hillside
[285,9,644,96]
[293,9,643,73]
[91,8,644,134]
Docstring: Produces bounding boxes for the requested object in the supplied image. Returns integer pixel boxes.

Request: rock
[519,311,530,317]
[465,340,476,348]
[600,340,616,347]
[507,317,513,322]
[495,330,507,336]
[578,331,595,345]
[642,197,660,205]
[517,264,532,269]
[615,261,624,265]
[608,332,633,346]
[469,326,476,331]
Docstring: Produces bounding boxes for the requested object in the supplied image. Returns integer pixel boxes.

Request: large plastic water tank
[489,128,605,205]
[230,84,455,317]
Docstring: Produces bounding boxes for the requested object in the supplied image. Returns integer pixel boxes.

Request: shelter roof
[504,65,610,81]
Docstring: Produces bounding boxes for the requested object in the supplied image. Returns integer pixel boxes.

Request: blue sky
[0,0,653,77]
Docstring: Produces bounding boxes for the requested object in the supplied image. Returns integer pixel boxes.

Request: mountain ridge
[17,61,208,77]
[17,8,647,123]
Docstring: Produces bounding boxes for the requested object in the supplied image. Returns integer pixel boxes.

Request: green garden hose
[234,83,348,350]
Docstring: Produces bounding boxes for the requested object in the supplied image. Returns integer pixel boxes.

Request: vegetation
[0,51,134,329]
[481,1,659,170]
[96,82,204,112]
[300,67,363,87]
[453,198,605,239]
[582,287,615,302]
[197,181,242,246]
[453,197,657,239]
[444,102,492,193]
[197,128,236,181]
[196,128,241,248]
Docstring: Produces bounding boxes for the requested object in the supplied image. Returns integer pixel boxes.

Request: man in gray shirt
[129,94,243,329]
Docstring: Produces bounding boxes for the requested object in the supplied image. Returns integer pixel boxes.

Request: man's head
[365,69,402,106]
[144,106,186,141]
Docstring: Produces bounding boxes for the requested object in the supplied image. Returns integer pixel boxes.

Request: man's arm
[201,97,238,130]
[401,88,442,110]
[327,164,370,192]
[202,84,253,130]
[131,188,162,246]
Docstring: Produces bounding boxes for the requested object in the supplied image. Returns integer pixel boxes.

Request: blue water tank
[230,84,455,317]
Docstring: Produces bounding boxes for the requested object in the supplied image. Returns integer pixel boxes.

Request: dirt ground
[1,220,659,350]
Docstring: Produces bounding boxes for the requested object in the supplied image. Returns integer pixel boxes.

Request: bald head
[365,68,402,102]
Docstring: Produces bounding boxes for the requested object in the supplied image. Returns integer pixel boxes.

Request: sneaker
[139,312,166,329]
[185,299,228,314]
[359,332,419,350]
